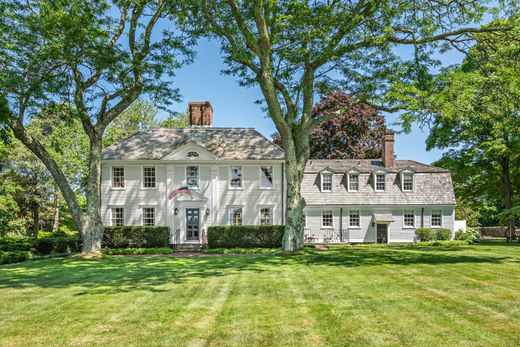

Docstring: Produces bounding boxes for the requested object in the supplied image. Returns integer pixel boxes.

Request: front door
[186,208,200,240]
[376,224,388,244]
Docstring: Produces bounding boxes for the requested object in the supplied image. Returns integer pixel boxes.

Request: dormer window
[374,173,386,192]
[187,151,199,158]
[321,172,333,192]
[348,173,359,192]
[402,171,414,192]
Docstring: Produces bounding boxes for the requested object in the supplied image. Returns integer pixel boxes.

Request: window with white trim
[229,166,243,188]
[187,151,199,158]
[186,166,199,189]
[111,208,124,226]
[375,173,386,192]
[259,207,273,225]
[142,207,155,226]
[260,166,273,189]
[322,210,333,227]
[143,167,156,188]
[229,207,243,226]
[321,172,332,192]
[349,210,360,227]
[404,210,415,228]
[112,167,125,188]
[402,172,414,191]
[431,210,442,227]
[348,173,359,192]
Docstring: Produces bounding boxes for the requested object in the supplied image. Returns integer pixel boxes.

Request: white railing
[304,228,350,243]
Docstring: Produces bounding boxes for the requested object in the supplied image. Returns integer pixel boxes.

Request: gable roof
[102,128,285,161]
[305,159,449,174]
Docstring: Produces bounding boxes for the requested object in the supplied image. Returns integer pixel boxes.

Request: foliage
[455,228,482,243]
[102,247,172,255]
[0,250,31,264]
[415,228,436,242]
[158,110,189,129]
[103,226,170,249]
[435,228,452,241]
[0,238,33,251]
[207,225,284,248]
[32,236,80,255]
[201,247,279,255]
[353,240,470,248]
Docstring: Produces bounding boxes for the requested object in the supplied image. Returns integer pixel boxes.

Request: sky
[161,37,466,165]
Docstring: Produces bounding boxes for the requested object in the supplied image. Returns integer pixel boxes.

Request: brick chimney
[188,101,213,127]
[382,130,395,167]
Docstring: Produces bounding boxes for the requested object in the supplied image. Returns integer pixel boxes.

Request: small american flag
[168,186,192,200]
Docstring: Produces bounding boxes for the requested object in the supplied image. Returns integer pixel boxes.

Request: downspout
[339,207,343,242]
[281,163,285,224]
[421,207,424,228]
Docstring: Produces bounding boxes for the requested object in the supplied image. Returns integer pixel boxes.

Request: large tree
[0,0,193,254]
[423,20,520,240]
[178,0,511,250]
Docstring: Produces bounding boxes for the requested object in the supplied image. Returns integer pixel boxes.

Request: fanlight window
[187,151,199,158]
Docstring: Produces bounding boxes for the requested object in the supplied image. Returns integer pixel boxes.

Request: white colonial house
[101,101,456,248]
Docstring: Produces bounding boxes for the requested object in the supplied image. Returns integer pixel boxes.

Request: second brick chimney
[188,101,213,127]
[382,130,395,167]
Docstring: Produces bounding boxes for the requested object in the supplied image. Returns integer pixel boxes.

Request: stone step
[173,244,204,252]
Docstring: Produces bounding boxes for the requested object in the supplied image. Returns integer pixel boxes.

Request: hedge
[103,226,170,249]
[414,228,436,242]
[207,225,284,248]
[0,238,33,252]
[0,251,32,265]
[435,228,452,241]
[103,247,172,255]
[32,237,80,255]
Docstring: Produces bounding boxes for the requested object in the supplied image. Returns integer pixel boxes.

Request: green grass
[1,240,520,346]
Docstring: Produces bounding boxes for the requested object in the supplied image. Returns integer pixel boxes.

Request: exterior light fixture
[206,208,210,216]
[174,208,179,216]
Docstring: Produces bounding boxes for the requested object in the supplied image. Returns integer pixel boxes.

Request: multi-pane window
[143,167,156,188]
[112,167,125,188]
[348,174,359,192]
[402,172,414,191]
[142,207,155,226]
[187,151,199,158]
[322,210,333,227]
[321,173,332,192]
[349,210,360,227]
[431,210,442,227]
[229,207,243,226]
[375,173,386,192]
[229,166,243,188]
[260,166,273,189]
[186,166,199,189]
[111,208,124,226]
[404,210,415,228]
[260,207,273,225]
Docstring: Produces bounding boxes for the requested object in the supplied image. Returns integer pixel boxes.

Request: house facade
[101,101,456,246]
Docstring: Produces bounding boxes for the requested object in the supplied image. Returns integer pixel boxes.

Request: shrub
[415,228,436,242]
[202,247,279,254]
[455,228,482,243]
[103,247,172,255]
[103,226,170,249]
[207,225,284,248]
[0,251,31,264]
[435,228,452,241]
[32,237,80,255]
[0,238,33,252]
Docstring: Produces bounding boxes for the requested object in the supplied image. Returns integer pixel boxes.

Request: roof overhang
[373,214,395,222]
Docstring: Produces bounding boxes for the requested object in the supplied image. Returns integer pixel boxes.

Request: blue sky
[163,38,465,165]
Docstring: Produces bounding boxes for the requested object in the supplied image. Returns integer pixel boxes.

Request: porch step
[173,244,204,252]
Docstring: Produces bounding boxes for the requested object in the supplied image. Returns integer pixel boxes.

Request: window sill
[228,187,244,190]
[259,187,274,190]
[110,188,126,191]
[403,226,416,229]
[140,187,157,190]
[348,226,361,229]
[321,226,334,229]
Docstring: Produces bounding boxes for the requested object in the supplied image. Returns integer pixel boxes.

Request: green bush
[103,226,170,249]
[455,228,482,243]
[415,228,436,242]
[0,250,31,264]
[202,247,279,254]
[435,228,452,241]
[207,225,284,248]
[0,238,33,251]
[32,237,80,255]
[103,247,172,255]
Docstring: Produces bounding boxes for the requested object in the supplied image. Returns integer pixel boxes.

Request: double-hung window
[403,210,415,228]
[321,173,332,192]
[348,174,359,192]
[431,210,442,228]
[375,173,386,192]
[111,208,124,226]
[143,167,156,188]
[259,207,273,225]
[229,207,243,226]
[402,172,414,191]
[349,210,360,228]
[260,166,273,189]
[322,210,333,228]
[112,167,125,188]
[186,166,199,189]
[229,167,243,188]
[142,207,155,226]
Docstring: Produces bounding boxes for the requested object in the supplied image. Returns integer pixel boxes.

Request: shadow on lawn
[0,246,509,293]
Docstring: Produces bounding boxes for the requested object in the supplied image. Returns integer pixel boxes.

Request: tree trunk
[500,155,513,242]
[32,204,39,238]
[52,191,60,232]
[81,133,105,254]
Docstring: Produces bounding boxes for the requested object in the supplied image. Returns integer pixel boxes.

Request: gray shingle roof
[102,128,285,161]
[305,159,449,173]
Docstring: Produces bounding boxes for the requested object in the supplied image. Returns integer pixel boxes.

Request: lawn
[1,241,519,346]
